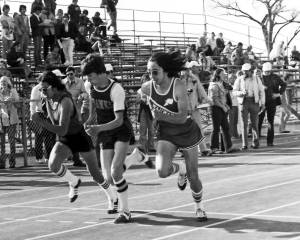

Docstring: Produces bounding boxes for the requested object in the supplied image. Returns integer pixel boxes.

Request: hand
[32,112,44,124]
[259,104,265,114]
[241,90,247,96]
[272,93,280,99]
[85,125,101,136]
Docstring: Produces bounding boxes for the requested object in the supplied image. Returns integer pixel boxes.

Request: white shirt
[30,82,43,116]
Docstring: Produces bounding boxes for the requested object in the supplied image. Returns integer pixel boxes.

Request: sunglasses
[148,70,160,76]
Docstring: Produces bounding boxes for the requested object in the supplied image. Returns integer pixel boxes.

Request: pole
[202,0,207,33]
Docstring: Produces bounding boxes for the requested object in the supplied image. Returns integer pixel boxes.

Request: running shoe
[107,198,118,214]
[196,208,208,222]
[114,211,132,224]
[69,179,81,203]
[177,173,187,191]
[136,147,149,164]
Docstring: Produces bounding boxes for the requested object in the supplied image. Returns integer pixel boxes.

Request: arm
[208,84,226,110]
[33,97,73,136]
[232,77,246,97]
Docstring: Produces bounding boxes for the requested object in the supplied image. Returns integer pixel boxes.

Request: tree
[211,0,300,54]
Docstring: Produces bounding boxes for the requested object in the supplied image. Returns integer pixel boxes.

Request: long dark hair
[211,68,225,82]
[41,71,67,91]
[149,51,186,78]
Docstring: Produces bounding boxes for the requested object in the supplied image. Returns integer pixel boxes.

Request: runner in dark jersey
[32,71,117,210]
[141,51,207,221]
[81,54,133,224]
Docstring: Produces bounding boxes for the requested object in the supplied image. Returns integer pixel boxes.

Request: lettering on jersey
[94,99,113,109]
[150,100,176,116]
[164,98,174,107]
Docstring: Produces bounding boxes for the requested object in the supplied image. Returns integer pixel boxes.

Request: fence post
[21,99,28,167]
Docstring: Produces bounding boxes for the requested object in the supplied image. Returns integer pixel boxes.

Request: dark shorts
[59,127,94,154]
[157,117,204,150]
[97,120,134,150]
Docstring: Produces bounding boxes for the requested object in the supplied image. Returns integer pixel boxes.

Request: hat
[241,63,251,71]
[262,62,272,71]
[105,64,113,72]
[188,61,200,68]
[52,69,65,77]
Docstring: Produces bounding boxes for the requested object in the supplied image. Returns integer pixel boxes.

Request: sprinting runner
[82,54,133,224]
[31,71,117,210]
[141,51,208,221]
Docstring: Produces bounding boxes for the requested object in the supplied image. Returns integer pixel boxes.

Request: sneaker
[196,208,208,222]
[240,146,248,151]
[177,173,187,191]
[114,211,131,224]
[107,199,118,214]
[201,150,213,156]
[69,179,81,203]
[135,147,149,164]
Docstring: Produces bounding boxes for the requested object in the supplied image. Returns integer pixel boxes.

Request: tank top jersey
[148,77,179,117]
[51,92,83,136]
[90,79,129,124]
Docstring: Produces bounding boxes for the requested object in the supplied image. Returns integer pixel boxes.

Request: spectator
[269,41,286,66]
[79,9,93,36]
[29,74,56,164]
[196,32,207,53]
[67,0,81,27]
[279,73,293,133]
[91,26,110,56]
[233,63,265,150]
[62,66,89,167]
[0,76,19,168]
[258,62,287,146]
[6,42,32,79]
[208,68,235,153]
[92,11,107,39]
[75,25,92,53]
[231,42,244,66]
[185,44,197,62]
[244,45,257,66]
[57,13,78,66]
[198,51,215,72]
[103,0,118,36]
[184,61,212,156]
[30,5,43,66]
[44,0,56,15]
[31,0,44,14]
[221,41,233,64]
[0,4,14,59]
[14,5,30,56]
[290,45,300,65]
[40,7,56,61]
[45,44,62,67]
[206,32,217,55]
[216,32,225,55]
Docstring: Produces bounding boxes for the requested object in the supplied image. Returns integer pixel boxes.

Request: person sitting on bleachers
[290,45,300,66]
[231,42,244,66]
[91,26,110,56]
[6,41,32,79]
[45,44,62,67]
[185,44,197,62]
[75,25,92,53]
[221,41,233,64]
[92,11,107,39]
[243,45,258,66]
[196,32,207,53]
[79,9,93,36]
[199,51,216,72]
[216,32,225,55]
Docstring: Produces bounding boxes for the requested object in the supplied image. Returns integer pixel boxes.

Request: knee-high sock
[98,180,117,202]
[192,189,204,209]
[56,165,78,186]
[114,177,129,213]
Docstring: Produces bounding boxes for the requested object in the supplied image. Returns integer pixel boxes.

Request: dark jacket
[67,3,81,24]
[57,22,78,40]
[261,73,287,106]
[30,14,43,37]
[7,47,25,67]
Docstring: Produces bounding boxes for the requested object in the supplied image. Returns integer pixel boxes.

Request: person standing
[30,6,43,66]
[14,5,30,56]
[82,54,134,224]
[258,62,286,146]
[67,0,81,27]
[141,51,207,221]
[32,71,117,209]
[233,63,265,150]
[279,74,293,133]
[0,4,14,59]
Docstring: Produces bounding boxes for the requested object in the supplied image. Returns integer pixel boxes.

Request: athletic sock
[98,180,117,202]
[192,189,203,209]
[114,177,129,212]
[56,164,78,186]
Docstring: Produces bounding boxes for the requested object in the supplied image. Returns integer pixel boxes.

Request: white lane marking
[152,199,300,240]
[22,178,300,240]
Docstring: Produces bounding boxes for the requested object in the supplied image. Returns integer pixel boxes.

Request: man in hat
[233,63,265,150]
[258,62,286,146]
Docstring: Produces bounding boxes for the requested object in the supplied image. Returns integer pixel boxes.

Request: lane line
[22,178,300,239]
[152,199,300,240]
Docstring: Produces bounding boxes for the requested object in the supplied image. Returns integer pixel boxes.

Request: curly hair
[81,53,106,75]
[41,71,66,91]
[149,51,186,78]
